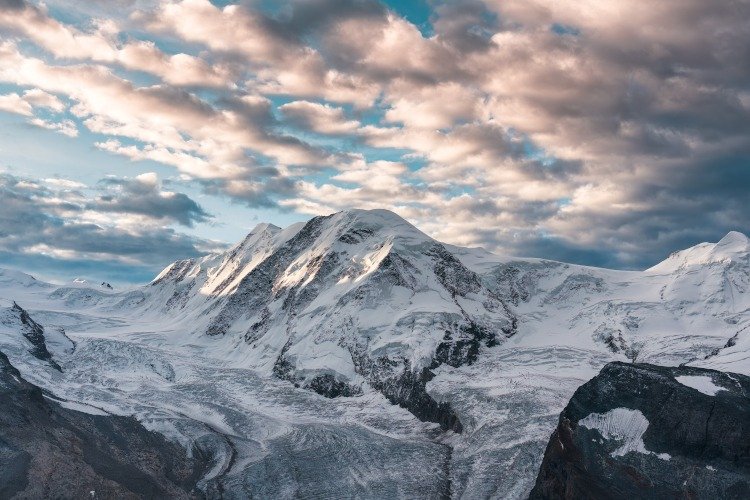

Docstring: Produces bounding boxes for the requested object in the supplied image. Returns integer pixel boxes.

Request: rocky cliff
[529,362,750,499]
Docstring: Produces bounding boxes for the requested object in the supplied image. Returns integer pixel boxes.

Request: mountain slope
[0,300,65,371]
[477,234,750,371]
[0,211,748,498]
[144,209,516,430]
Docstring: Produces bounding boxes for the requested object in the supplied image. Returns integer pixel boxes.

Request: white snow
[647,231,750,273]
[579,408,671,460]
[0,213,746,498]
[43,394,110,415]
[579,408,651,457]
[674,375,727,396]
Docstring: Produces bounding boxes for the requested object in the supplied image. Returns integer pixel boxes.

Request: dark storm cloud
[540,145,750,269]
[430,1,497,53]
[280,0,386,33]
[197,176,296,208]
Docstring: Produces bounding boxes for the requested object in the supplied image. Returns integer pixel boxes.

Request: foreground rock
[0,350,208,499]
[530,362,750,499]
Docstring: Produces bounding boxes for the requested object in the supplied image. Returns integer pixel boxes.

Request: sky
[0,0,748,284]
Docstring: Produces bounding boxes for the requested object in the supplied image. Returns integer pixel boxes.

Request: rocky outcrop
[10,301,61,371]
[372,365,463,433]
[529,362,750,499]
[0,349,209,499]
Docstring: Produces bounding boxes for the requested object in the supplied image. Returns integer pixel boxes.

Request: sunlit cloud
[0,0,747,278]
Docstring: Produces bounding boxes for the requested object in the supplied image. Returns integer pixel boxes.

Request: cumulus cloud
[21,88,65,112]
[0,0,232,87]
[29,117,78,137]
[0,86,64,117]
[383,82,482,130]
[143,0,382,107]
[295,0,749,266]
[43,177,87,189]
[280,101,360,135]
[0,41,332,194]
[0,92,33,116]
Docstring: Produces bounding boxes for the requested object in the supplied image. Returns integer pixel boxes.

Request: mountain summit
[648,231,750,273]
[147,209,516,429]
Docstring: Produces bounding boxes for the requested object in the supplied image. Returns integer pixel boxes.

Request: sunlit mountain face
[0,1,749,499]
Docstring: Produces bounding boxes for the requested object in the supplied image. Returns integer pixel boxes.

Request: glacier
[0,209,748,498]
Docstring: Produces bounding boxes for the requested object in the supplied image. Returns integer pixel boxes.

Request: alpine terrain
[0,209,748,498]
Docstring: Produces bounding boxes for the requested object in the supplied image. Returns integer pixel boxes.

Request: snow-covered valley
[1,209,748,498]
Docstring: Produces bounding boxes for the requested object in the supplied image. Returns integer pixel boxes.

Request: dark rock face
[529,362,750,500]
[0,350,209,499]
[11,301,61,371]
[307,373,362,398]
[433,322,498,368]
[373,365,464,434]
[345,347,464,433]
[206,214,333,337]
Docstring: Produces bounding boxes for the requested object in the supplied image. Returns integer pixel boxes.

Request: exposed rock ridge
[10,301,61,371]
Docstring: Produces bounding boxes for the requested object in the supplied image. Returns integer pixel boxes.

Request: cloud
[0,42,332,192]
[0,93,32,116]
[0,0,748,271]
[29,117,78,137]
[0,0,232,87]
[43,177,87,189]
[383,82,481,130]
[21,88,65,112]
[0,87,72,136]
[143,0,382,106]
[94,172,212,227]
[0,172,223,282]
[280,100,360,135]
[314,0,749,266]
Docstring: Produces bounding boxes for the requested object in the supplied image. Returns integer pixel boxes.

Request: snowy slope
[140,209,515,413]
[0,210,748,498]
[472,233,749,370]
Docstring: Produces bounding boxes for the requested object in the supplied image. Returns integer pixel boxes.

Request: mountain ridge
[0,209,748,497]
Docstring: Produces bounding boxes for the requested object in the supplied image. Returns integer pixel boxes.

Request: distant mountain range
[0,209,748,498]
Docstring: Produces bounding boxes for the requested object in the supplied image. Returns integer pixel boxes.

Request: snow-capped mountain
[0,209,747,498]
[135,209,515,429]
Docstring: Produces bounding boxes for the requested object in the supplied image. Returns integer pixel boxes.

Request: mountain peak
[647,231,750,273]
[0,268,47,289]
[249,222,281,235]
[337,207,405,220]
[323,208,432,243]
[716,230,749,250]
